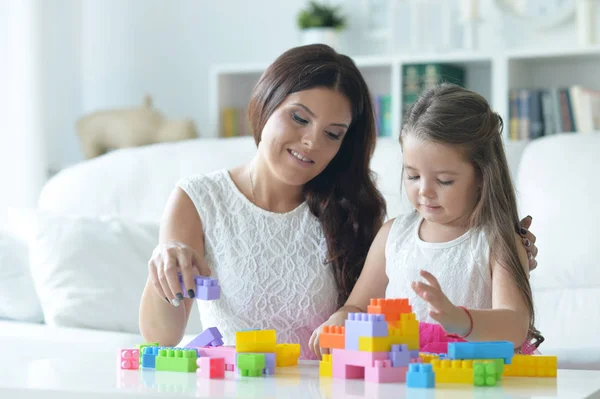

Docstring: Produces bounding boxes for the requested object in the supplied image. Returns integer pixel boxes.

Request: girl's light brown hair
[247,44,386,305]
[401,83,542,348]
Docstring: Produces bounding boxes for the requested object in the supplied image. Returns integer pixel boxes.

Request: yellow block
[504,355,557,377]
[388,327,419,350]
[236,330,277,353]
[431,359,474,384]
[419,353,439,363]
[275,343,300,367]
[358,336,392,352]
[319,354,332,377]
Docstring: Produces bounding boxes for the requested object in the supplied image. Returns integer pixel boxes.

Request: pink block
[365,360,408,383]
[332,349,389,368]
[195,346,236,371]
[120,349,139,369]
[198,357,225,379]
[332,349,389,380]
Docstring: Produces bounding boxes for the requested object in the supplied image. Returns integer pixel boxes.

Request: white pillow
[0,228,44,322]
[28,211,202,334]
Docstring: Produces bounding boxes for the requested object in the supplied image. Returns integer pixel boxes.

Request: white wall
[17,0,600,173]
[0,0,47,226]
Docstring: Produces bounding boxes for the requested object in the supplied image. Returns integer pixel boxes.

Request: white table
[1,348,600,399]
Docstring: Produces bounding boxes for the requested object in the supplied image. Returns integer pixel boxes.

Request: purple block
[209,338,224,347]
[184,327,223,348]
[178,273,221,301]
[344,313,388,350]
[389,344,410,367]
[409,350,420,359]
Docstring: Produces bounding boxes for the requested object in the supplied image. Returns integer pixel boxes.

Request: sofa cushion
[28,211,203,334]
[516,133,600,368]
[0,228,43,322]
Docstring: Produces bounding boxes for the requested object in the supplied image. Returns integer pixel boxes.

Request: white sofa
[1,134,599,369]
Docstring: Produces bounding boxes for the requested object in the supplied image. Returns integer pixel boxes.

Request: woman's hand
[411,270,471,336]
[147,240,211,307]
[519,216,538,271]
[308,310,349,360]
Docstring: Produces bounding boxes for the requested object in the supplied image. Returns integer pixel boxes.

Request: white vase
[300,27,339,49]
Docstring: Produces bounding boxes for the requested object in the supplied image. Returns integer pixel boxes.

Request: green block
[237,353,265,377]
[473,362,498,387]
[136,342,159,363]
[155,348,198,372]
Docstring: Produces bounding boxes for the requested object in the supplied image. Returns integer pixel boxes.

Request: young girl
[310,83,542,357]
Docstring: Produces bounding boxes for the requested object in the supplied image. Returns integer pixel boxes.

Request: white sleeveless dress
[177,170,338,359]
[385,212,492,323]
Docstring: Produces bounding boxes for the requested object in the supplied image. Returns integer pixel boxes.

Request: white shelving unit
[209,46,600,139]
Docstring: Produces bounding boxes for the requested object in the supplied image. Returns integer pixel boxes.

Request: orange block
[320,326,345,349]
[367,298,412,322]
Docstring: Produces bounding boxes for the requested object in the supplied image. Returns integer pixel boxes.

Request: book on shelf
[402,63,466,122]
[221,107,252,137]
[375,94,392,137]
[508,86,600,141]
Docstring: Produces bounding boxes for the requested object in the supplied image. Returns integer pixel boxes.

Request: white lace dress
[177,170,338,359]
[385,212,492,323]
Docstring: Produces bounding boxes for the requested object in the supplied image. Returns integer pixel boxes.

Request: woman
[139,44,538,359]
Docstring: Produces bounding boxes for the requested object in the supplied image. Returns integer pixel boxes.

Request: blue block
[406,363,435,388]
[344,313,388,350]
[141,346,162,369]
[448,341,514,364]
[388,344,410,367]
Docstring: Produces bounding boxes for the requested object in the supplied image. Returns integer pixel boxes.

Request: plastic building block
[389,344,410,367]
[344,313,388,350]
[141,346,162,369]
[418,352,440,364]
[359,336,392,352]
[332,348,389,379]
[320,326,345,349]
[431,359,474,384]
[367,298,412,322]
[406,363,435,388]
[236,330,277,353]
[388,325,419,351]
[365,360,407,383]
[135,342,158,363]
[198,357,225,379]
[196,346,237,371]
[237,353,265,377]
[473,361,498,387]
[448,341,514,364]
[320,354,332,377]
[241,353,275,375]
[120,349,140,369]
[275,344,300,367]
[155,348,198,372]
[184,327,223,348]
[410,350,420,359]
[504,355,557,377]
[178,273,221,300]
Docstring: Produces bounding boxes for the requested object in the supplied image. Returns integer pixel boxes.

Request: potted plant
[297,1,346,49]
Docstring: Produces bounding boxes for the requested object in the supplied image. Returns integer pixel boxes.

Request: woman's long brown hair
[401,83,542,347]
[247,44,386,305]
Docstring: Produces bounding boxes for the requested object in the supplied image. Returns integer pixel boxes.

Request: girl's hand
[519,216,538,271]
[308,310,348,360]
[147,240,211,307]
[411,270,471,336]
